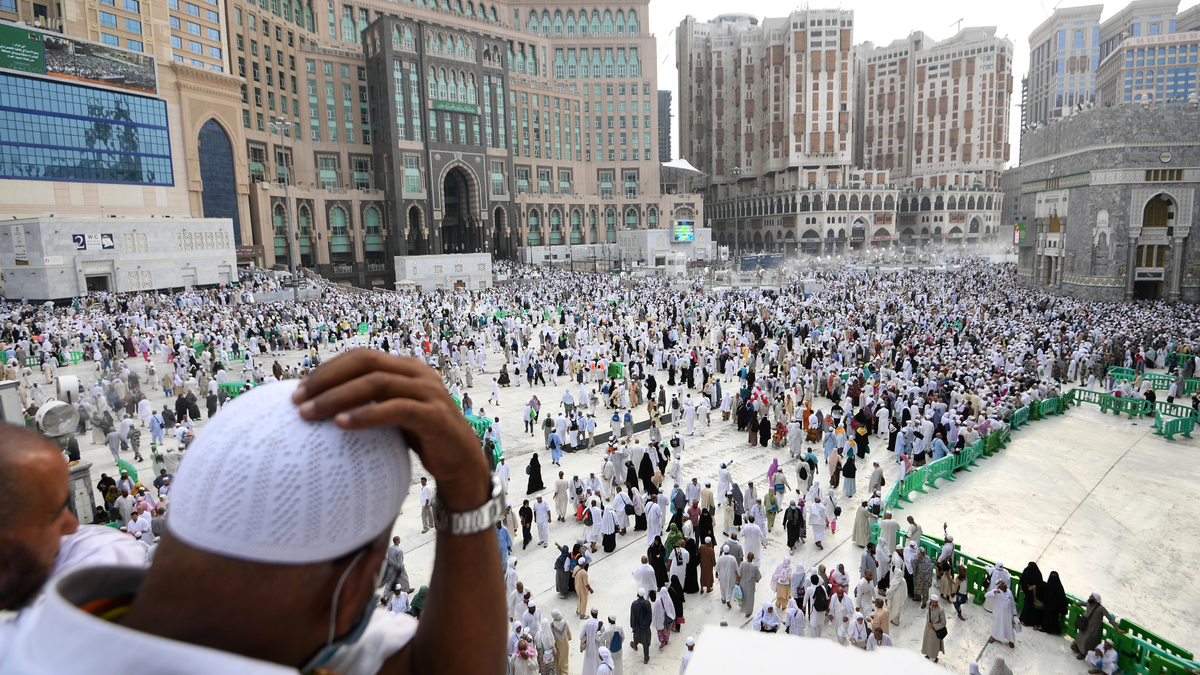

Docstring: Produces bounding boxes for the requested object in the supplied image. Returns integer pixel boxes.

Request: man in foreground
[0,350,506,675]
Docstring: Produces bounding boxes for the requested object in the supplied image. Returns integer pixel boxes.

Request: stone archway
[440,166,481,253]
[493,206,509,259]
[407,204,426,255]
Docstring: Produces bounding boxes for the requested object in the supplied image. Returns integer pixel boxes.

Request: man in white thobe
[808,498,827,549]
[580,613,602,675]
[987,582,1017,647]
[533,496,551,547]
[829,587,856,645]
[740,518,764,564]
[715,546,739,606]
[645,499,663,546]
[683,400,696,435]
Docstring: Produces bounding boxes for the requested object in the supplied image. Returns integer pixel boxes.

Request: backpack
[583,509,594,526]
[670,437,681,448]
[813,587,829,613]
[798,465,808,481]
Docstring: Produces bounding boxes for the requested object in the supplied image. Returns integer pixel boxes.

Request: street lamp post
[729,167,743,270]
[267,116,299,300]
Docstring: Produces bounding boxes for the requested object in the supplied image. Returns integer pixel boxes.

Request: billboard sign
[0,24,46,75]
[671,220,695,242]
[433,100,478,115]
[1015,220,1030,246]
[0,24,157,95]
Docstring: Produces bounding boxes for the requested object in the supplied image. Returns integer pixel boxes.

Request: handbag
[733,584,744,605]
[1075,615,1088,631]
[935,626,948,640]
[625,503,635,516]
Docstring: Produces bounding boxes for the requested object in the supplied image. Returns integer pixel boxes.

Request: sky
[650,0,1200,166]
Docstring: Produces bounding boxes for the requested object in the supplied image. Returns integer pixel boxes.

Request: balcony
[367,263,388,272]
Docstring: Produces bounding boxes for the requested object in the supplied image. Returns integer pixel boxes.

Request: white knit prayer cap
[168,380,410,564]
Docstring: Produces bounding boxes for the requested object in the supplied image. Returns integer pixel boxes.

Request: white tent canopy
[661,157,703,175]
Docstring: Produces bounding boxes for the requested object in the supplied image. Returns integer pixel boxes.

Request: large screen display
[672,220,695,242]
[0,23,158,95]
[1014,220,1029,246]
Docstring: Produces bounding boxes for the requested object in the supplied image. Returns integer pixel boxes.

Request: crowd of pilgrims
[1,257,1198,671]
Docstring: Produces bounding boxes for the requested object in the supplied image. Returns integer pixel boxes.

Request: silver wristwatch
[433,474,507,535]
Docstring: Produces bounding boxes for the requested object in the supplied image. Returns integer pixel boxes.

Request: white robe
[988,589,1016,643]
[581,618,602,675]
[740,523,764,563]
[645,503,663,547]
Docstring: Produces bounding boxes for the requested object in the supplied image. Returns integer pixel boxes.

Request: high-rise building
[678,11,1010,255]
[1098,0,1181,62]
[1,0,700,290]
[1024,0,1187,128]
[1096,30,1200,105]
[678,11,901,256]
[1026,5,1103,127]
[861,28,1013,244]
[657,89,671,161]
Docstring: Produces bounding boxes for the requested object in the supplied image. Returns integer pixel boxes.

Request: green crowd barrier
[464,414,492,439]
[1040,397,1062,416]
[1108,366,1138,382]
[1010,405,1030,429]
[1153,411,1195,440]
[193,342,205,358]
[69,350,82,364]
[984,431,1001,457]
[860,391,1200,674]
[607,362,624,379]
[1108,366,1200,396]
[1029,399,1042,421]
[1153,400,1196,419]
[1118,619,1195,675]
[219,381,254,398]
[1071,388,1153,418]
[24,356,40,368]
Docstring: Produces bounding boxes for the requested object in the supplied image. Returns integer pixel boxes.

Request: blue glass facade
[197,119,241,245]
[0,72,173,185]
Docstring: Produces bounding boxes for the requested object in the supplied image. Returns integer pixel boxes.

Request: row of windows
[551,48,640,79]
[98,11,142,34]
[0,74,168,127]
[396,0,498,23]
[0,146,173,185]
[99,34,143,51]
[524,8,639,38]
[0,111,171,156]
[0,73,173,185]
[97,0,142,13]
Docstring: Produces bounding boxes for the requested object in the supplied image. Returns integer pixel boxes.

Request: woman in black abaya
[1018,561,1045,627]
[526,453,545,494]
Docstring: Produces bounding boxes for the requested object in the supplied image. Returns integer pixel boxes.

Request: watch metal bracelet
[433,474,506,535]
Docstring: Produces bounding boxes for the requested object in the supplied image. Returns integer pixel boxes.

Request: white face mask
[299,549,378,674]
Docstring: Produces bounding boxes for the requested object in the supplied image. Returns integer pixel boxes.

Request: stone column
[68,460,96,524]
[1168,237,1186,303]
[1124,238,1138,301]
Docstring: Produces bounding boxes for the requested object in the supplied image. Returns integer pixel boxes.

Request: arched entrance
[1135,195,1172,300]
[407,205,425,255]
[493,207,508,259]
[197,119,241,245]
[440,166,481,253]
[801,229,819,256]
